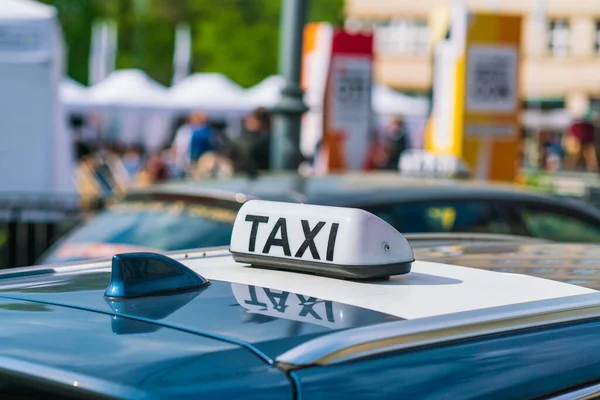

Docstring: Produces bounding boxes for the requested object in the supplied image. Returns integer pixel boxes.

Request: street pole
[270,0,309,171]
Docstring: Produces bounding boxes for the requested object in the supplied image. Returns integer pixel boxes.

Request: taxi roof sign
[230,200,414,279]
[399,150,471,178]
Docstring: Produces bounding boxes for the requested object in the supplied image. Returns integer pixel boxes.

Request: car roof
[0,247,596,395]
[177,249,596,318]
[5,248,592,321]
[127,172,595,209]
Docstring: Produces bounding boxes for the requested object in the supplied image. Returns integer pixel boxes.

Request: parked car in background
[41,172,600,263]
[415,238,600,291]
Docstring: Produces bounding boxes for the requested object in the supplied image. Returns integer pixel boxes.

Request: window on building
[373,19,429,56]
[344,18,375,34]
[549,19,569,57]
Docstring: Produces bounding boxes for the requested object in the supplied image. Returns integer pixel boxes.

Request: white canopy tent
[60,71,433,151]
[0,0,74,195]
[60,77,96,111]
[88,69,170,110]
[372,84,430,117]
[246,75,285,109]
[169,73,251,117]
[246,75,430,118]
[87,69,174,150]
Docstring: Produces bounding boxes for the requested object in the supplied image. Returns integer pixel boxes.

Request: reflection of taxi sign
[229,200,414,279]
[231,283,393,329]
[399,150,471,178]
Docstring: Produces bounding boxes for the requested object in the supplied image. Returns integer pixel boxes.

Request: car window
[41,200,238,263]
[520,207,600,243]
[363,201,514,235]
[0,223,7,268]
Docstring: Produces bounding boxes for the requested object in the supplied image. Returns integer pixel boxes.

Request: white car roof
[180,248,595,320]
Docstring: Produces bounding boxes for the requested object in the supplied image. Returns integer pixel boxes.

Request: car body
[1,245,600,399]
[41,172,600,263]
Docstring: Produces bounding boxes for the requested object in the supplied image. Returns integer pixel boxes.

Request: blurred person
[74,130,92,162]
[364,138,389,171]
[208,120,232,151]
[75,113,101,144]
[564,110,598,172]
[225,107,272,175]
[538,130,551,169]
[189,111,214,163]
[161,145,185,179]
[74,153,103,200]
[95,145,129,196]
[70,115,92,161]
[252,107,272,170]
[191,151,234,180]
[121,144,144,182]
[93,151,114,196]
[172,115,194,173]
[74,148,127,201]
[381,117,410,170]
[137,151,169,187]
[223,113,257,175]
[539,132,564,171]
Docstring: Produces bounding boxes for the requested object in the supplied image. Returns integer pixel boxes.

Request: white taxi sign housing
[229,200,414,279]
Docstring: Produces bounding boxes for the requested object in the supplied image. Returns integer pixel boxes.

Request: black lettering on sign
[245,215,269,252]
[263,217,291,256]
[244,285,267,310]
[326,223,339,262]
[294,220,326,259]
[264,289,289,313]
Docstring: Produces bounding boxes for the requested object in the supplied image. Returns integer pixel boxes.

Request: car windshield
[42,199,238,263]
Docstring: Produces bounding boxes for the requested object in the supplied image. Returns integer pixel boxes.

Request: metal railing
[0,193,87,269]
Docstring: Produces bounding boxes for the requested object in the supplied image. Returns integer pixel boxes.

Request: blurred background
[3,0,600,268]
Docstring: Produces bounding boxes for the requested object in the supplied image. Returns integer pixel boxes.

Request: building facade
[345,0,600,119]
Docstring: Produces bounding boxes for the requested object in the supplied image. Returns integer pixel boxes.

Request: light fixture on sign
[229,200,414,279]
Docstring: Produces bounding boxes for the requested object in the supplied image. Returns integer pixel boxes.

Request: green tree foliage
[39,0,344,87]
[37,0,105,85]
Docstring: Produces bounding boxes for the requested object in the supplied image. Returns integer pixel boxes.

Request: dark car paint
[0,270,397,361]
[292,318,600,400]
[0,296,293,399]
